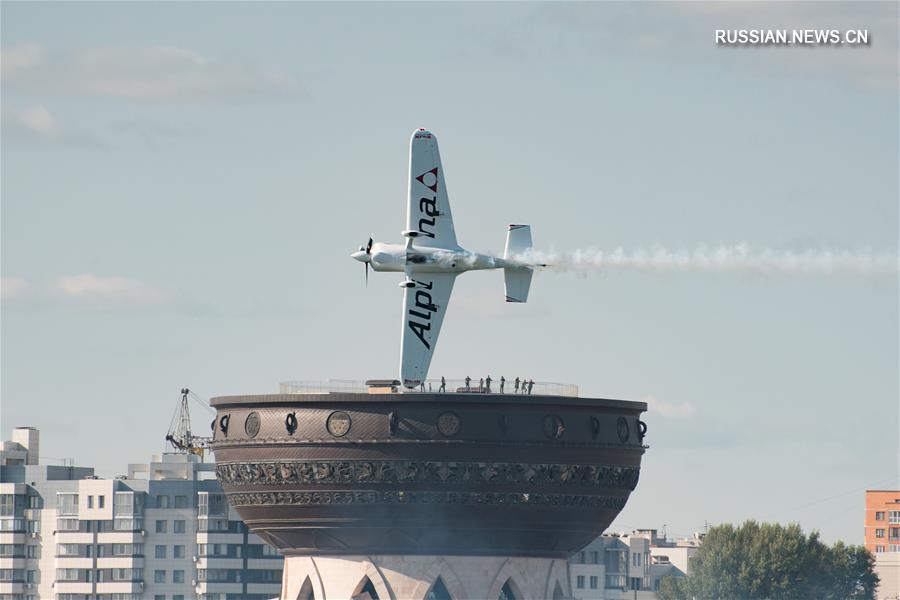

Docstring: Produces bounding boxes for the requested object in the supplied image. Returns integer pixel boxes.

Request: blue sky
[2,2,897,545]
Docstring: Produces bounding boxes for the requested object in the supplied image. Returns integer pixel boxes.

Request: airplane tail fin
[504,224,533,303]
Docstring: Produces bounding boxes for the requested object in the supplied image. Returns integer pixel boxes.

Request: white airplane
[352,128,543,390]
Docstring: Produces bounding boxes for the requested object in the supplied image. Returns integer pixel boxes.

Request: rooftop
[278,378,579,397]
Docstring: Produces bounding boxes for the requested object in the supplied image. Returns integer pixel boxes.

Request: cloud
[52,274,172,306]
[0,42,42,76]
[1,43,304,102]
[494,2,898,92]
[2,104,105,148]
[642,395,696,419]
[1,277,30,300]
[2,274,174,310]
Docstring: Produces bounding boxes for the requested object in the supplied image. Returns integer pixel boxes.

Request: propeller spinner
[351,237,374,286]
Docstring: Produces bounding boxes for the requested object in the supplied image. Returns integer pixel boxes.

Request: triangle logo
[416,168,439,193]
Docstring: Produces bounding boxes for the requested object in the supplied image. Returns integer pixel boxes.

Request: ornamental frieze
[215,460,640,491]
[226,490,630,510]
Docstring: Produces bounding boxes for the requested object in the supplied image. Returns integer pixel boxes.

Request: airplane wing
[400,272,456,388]
[406,129,458,249]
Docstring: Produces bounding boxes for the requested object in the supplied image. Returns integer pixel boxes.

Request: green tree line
[657,520,878,600]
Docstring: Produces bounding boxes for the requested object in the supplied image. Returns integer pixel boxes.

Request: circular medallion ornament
[616,416,630,443]
[543,414,565,440]
[244,412,261,438]
[436,412,461,437]
[326,411,352,437]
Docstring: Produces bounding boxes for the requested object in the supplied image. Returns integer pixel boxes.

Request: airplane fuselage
[356,242,516,275]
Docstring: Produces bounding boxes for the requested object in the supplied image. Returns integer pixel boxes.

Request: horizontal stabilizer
[504,267,533,303]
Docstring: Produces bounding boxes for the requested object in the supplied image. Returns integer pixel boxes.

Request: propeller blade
[366,236,373,254]
[365,262,369,287]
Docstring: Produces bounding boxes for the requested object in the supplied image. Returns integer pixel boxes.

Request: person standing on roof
[514,377,520,394]
[528,379,534,395]
[465,375,471,390]
[500,376,505,394]
[440,376,446,393]
[485,375,492,393]
[479,377,484,392]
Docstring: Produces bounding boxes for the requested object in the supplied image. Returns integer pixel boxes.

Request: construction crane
[165,388,214,459]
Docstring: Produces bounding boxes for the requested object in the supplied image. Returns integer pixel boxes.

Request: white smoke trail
[517,244,899,278]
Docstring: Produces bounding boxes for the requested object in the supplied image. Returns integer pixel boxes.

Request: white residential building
[568,533,652,600]
[0,427,282,600]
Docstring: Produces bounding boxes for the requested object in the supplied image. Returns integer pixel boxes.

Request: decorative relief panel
[215,460,640,491]
[226,490,630,510]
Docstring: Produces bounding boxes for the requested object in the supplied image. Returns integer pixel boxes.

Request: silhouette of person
[485,375,492,392]
[420,381,425,392]
[528,379,534,395]
[514,377,520,393]
[500,376,505,394]
[428,382,432,392]
[440,376,446,393]
[479,378,484,392]
[465,375,471,390]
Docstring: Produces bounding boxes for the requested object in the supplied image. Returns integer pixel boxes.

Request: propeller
[364,236,373,286]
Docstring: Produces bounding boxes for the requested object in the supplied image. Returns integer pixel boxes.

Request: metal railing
[279,379,578,397]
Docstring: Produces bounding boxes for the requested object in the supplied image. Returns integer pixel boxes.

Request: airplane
[351,128,543,390]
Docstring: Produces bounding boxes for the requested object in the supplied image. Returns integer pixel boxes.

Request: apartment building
[865,490,900,600]
[0,427,282,600]
[865,490,900,554]
[568,532,651,600]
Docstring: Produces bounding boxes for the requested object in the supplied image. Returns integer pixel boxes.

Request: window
[155,596,165,600]
[115,492,135,516]
[0,494,24,517]
[876,511,885,520]
[578,551,586,563]
[173,520,186,534]
[58,493,79,516]
[590,576,598,589]
[890,511,900,523]
[876,529,885,538]
[173,570,184,583]
[26,569,35,582]
[876,545,885,552]
[155,520,167,533]
[174,596,184,600]
[576,575,585,589]
[889,527,900,540]
[154,570,166,583]
[88,496,94,509]
[98,495,105,509]
[173,545,185,559]
[26,545,37,558]
[155,545,166,559]
[174,495,188,509]
[156,495,170,509]
[590,551,599,564]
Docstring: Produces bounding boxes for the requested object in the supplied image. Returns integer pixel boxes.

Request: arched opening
[297,575,314,600]
[352,575,381,600]
[426,576,453,600]
[552,580,565,600]
[498,579,519,600]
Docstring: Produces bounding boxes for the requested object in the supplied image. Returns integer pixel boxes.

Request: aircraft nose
[351,250,368,262]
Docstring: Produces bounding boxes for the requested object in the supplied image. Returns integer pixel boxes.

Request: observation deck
[209,385,647,558]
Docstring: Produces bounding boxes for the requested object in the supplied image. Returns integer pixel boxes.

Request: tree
[657,574,688,600]
[678,520,878,600]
